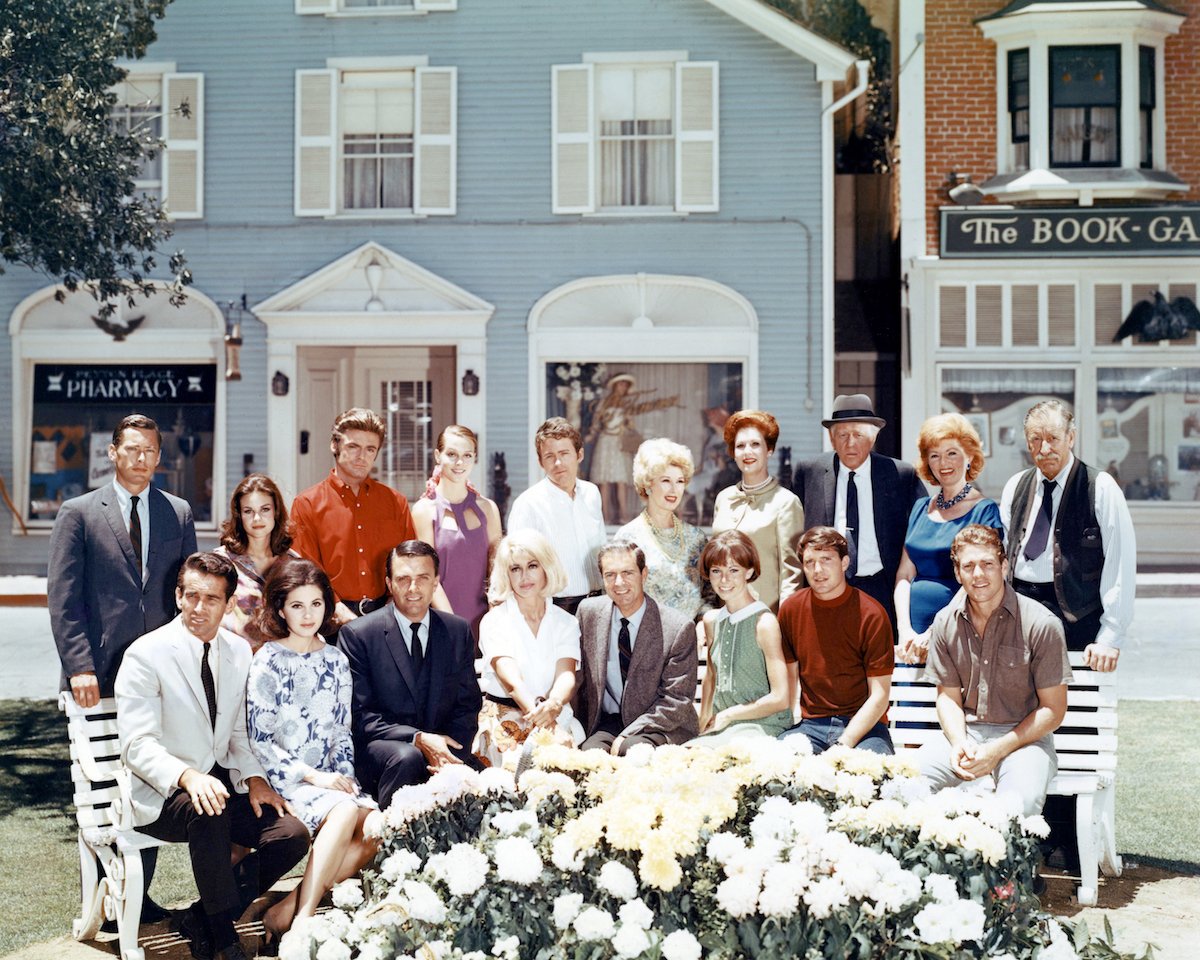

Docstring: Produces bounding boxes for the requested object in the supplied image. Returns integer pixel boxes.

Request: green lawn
[0,698,1195,957]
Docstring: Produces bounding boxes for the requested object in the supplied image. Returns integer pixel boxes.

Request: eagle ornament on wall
[1113,291,1200,342]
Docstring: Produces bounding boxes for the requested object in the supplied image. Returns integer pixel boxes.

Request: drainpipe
[816,59,870,422]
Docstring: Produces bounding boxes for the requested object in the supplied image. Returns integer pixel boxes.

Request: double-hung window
[341,71,415,211]
[1049,46,1120,167]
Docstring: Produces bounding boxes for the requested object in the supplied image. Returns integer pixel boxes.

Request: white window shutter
[295,69,337,217]
[414,66,457,216]
[675,60,719,213]
[552,63,595,214]
[162,72,204,220]
[295,0,335,14]
[414,0,457,9]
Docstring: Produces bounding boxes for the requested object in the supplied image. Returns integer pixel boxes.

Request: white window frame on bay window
[295,0,455,16]
[112,62,204,220]
[294,58,456,218]
[551,53,719,216]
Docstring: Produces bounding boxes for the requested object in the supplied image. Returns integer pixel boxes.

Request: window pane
[598,66,674,208]
[1098,367,1200,501]
[340,74,414,210]
[378,378,432,494]
[1051,47,1119,107]
[545,361,742,525]
[1050,46,1120,167]
[111,76,163,197]
[1140,46,1155,168]
[29,363,216,523]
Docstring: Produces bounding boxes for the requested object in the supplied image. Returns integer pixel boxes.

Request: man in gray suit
[50,413,197,708]
[793,394,925,628]
[574,540,698,755]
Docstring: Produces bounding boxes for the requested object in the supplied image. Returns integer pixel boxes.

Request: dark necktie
[845,471,859,578]
[129,494,143,579]
[618,617,632,685]
[1024,478,1057,561]
[200,642,217,730]
[410,622,425,674]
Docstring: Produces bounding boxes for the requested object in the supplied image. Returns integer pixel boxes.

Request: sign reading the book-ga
[940,206,1200,258]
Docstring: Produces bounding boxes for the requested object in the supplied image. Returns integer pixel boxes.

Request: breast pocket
[998,642,1030,671]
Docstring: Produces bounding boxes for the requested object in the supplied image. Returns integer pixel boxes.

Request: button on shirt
[835,461,882,577]
[291,471,415,604]
[923,584,1072,725]
[507,477,606,596]
[603,599,646,715]
[112,478,150,582]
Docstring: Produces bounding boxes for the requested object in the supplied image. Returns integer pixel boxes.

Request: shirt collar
[951,582,1020,622]
[391,605,431,635]
[715,599,768,625]
[612,598,647,631]
[111,476,149,506]
[328,469,372,496]
[1039,453,1075,489]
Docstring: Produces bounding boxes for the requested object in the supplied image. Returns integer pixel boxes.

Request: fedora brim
[821,414,886,429]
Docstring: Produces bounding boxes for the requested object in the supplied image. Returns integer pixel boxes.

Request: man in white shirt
[507,417,608,614]
[1000,400,1135,673]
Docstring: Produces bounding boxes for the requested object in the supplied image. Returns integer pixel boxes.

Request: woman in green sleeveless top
[694,530,793,745]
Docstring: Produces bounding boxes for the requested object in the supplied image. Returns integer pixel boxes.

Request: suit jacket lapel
[382,611,418,700]
[589,605,613,715]
[145,489,169,571]
[824,454,839,521]
[170,623,212,727]
[622,601,660,718]
[424,612,450,720]
[101,489,141,580]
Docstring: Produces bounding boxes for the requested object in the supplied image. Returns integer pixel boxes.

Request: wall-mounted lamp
[272,370,290,397]
[222,295,246,381]
[461,369,480,396]
[946,171,985,206]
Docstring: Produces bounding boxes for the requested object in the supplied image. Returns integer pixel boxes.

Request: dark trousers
[137,766,308,940]
[365,738,483,810]
[580,712,667,755]
[1012,579,1102,651]
[850,570,898,632]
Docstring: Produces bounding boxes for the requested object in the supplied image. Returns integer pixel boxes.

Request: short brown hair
[723,410,780,458]
[950,524,1005,568]
[220,473,293,557]
[177,551,238,600]
[255,557,338,641]
[915,413,986,486]
[699,529,760,582]
[331,407,386,449]
[111,414,162,450]
[534,416,583,456]
[597,539,646,574]
[387,539,441,579]
[798,526,848,560]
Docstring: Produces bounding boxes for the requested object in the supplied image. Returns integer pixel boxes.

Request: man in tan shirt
[918,524,1073,817]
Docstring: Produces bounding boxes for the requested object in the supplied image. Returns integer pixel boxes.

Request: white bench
[60,693,165,960]
[887,651,1122,905]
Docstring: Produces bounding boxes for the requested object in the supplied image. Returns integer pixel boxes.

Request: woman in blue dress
[895,413,1004,663]
[246,558,378,945]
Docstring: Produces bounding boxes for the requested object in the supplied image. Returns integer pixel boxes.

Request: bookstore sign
[941,206,1200,258]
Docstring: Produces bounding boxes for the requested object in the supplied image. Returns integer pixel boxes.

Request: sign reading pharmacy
[33,364,217,405]
[941,206,1200,258]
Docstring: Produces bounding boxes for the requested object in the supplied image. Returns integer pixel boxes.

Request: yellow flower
[639,848,683,891]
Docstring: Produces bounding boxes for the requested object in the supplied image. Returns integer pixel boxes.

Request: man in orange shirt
[291,408,415,626]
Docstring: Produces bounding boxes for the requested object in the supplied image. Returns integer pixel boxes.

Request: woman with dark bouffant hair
[215,473,297,652]
[245,558,378,944]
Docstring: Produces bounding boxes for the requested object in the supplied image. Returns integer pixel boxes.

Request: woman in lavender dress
[246,558,378,943]
[412,425,502,641]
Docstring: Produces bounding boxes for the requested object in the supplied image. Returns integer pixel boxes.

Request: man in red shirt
[291,408,415,626]
[777,526,894,754]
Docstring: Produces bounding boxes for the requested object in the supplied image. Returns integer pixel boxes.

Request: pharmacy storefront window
[545,361,743,527]
[938,367,1076,495]
[1097,366,1200,502]
[29,363,217,524]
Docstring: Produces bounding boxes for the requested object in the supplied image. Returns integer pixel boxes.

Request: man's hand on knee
[179,768,230,816]
[247,776,294,818]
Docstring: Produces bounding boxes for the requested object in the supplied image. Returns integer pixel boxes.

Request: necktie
[845,471,859,579]
[1024,478,1057,561]
[200,642,217,731]
[129,495,143,579]
[410,622,425,674]
[618,617,632,685]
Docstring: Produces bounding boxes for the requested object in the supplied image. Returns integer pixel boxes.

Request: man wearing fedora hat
[793,394,926,628]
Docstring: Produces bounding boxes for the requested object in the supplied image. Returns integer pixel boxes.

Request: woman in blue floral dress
[247,558,378,944]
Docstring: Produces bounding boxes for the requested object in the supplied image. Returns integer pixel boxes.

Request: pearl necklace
[740,475,774,495]
[935,482,973,510]
[644,511,686,563]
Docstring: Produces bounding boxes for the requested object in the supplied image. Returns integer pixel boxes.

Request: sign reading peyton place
[33,363,217,405]
[940,206,1200,258]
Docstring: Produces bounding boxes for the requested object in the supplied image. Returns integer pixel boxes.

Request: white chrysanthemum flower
[573,906,616,941]
[445,843,490,896]
[1020,814,1051,838]
[315,938,351,960]
[553,892,585,929]
[879,774,931,805]
[423,851,449,883]
[402,879,446,924]
[356,943,384,960]
[378,848,422,882]
[491,934,520,959]
[493,836,543,884]
[330,878,364,909]
[478,766,517,794]
[611,922,654,959]
[624,742,655,767]
[912,899,985,945]
[923,872,959,904]
[871,870,923,913]
[661,929,702,960]
[757,862,806,917]
[715,874,761,918]
[802,876,849,920]
[490,809,539,837]
[278,926,310,960]
[598,860,639,901]
[617,897,655,930]
[362,809,386,840]
[705,832,747,864]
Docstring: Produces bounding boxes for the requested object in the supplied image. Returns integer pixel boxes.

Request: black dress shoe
[215,942,248,960]
[177,903,215,960]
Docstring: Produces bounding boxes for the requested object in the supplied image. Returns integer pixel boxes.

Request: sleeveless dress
[431,488,490,638]
[698,600,792,743]
[905,496,1005,632]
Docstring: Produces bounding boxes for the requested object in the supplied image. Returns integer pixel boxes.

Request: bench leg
[114,847,147,960]
[1074,792,1099,906]
[1096,786,1123,878]
[73,836,105,941]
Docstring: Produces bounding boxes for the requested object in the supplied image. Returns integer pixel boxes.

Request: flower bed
[280,737,1137,960]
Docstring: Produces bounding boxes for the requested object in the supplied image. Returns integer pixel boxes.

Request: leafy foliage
[0,0,190,312]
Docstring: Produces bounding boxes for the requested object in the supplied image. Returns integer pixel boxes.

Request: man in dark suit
[793,394,925,628]
[574,540,699,755]
[338,540,483,809]
[49,413,197,707]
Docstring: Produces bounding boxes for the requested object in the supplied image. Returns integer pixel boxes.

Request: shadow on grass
[0,698,73,820]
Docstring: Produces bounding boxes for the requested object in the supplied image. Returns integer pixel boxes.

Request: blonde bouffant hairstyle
[632,437,695,499]
[486,528,569,604]
[915,412,986,485]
